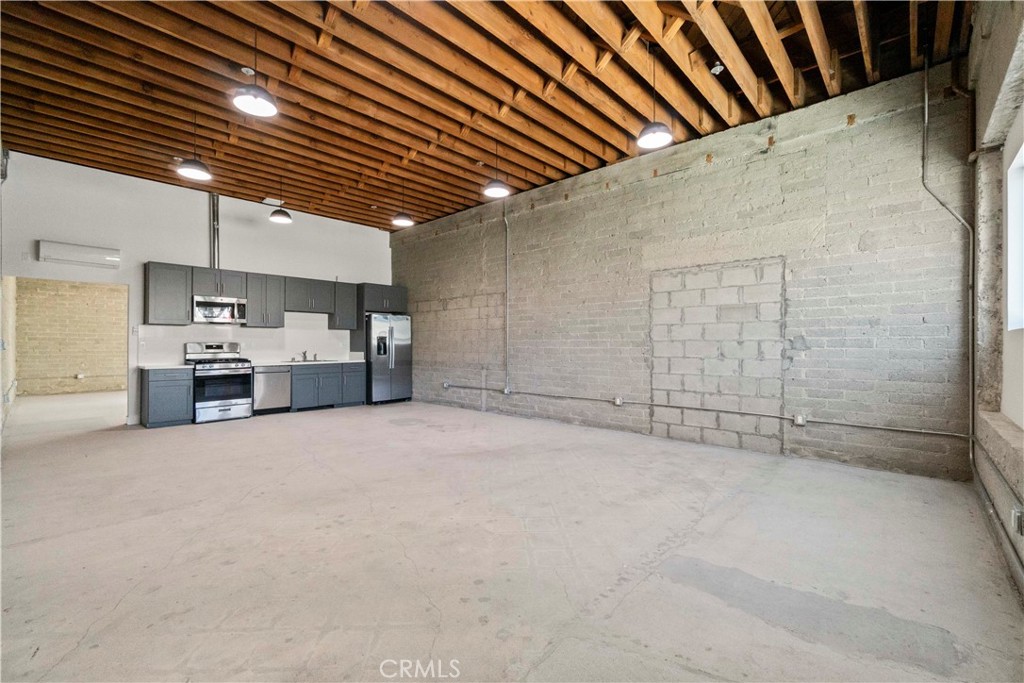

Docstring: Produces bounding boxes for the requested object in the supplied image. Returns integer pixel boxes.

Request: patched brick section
[16,278,128,395]
[651,259,785,454]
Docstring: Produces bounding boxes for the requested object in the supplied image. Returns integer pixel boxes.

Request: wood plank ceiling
[0,1,972,231]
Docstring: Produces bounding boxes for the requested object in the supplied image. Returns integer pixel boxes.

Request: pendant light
[233,29,278,118]
[268,176,292,224]
[176,112,212,181]
[482,141,511,198]
[637,43,673,150]
[392,181,414,228]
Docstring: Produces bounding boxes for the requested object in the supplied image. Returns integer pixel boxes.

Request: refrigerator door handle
[389,324,395,369]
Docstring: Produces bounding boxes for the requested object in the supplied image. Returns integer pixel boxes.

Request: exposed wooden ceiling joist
[0,0,971,231]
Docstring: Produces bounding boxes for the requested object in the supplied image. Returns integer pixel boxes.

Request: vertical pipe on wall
[922,58,976,463]
[503,201,511,395]
[209,193,220,269]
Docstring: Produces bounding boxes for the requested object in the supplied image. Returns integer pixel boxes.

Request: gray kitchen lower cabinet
[141,369,194,427]
[290,364,344,410]
[342,368,366,405]
[291,373,320,410]
[319,372,342,406]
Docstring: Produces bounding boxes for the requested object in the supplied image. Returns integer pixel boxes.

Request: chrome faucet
[300,350,308,361]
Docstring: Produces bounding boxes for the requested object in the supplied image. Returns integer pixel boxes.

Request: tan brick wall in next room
[16,278,128,395]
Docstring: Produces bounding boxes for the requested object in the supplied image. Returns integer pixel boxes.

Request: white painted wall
[0,153,391,424]
[1003,105,1024,429]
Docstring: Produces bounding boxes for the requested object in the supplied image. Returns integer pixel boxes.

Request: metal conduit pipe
[442,382,971,439]
[209,192,220,270]
[921,58,976,461]
[503,202,511,395]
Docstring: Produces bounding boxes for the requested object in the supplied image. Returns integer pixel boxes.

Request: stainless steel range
[185,342,253,423]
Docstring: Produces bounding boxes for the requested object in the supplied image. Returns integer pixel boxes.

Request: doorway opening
[5,277,129,436]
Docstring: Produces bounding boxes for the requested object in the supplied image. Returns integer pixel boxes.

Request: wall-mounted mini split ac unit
[37,240,121,269]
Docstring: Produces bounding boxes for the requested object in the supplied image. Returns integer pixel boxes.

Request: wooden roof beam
[384,1,634,158]
[932,0,956,63]
[0,130,401,229]
[162,0,569,181]
[476,0,703,143]
[1,71,466,216]
[619,0,751,127]
[1,114,405,222]
[0,93,462,216]
[563,0,725,134]
[852,1,879,84]
[57,1,529,193]
[682,0,773,117]
[777,22,805,40]
[156,0,575,181]
[910,0,924,69]
[657,3,692,23]
[795,0,841,97]
[742,0,806,107]
[311,0,614,165]
[420,0,649,155]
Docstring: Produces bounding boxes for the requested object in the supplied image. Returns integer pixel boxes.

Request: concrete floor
[2,396,1022,682]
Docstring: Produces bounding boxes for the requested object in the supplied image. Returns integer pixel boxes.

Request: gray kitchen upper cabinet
[329,282,358,330]
[144,262,192,325]
[220,270,247,298]
[310,280,334,314]
[285,277,310,312]
[140,368,194,427]
[285,277,335,313]
[246,273,285,328]
[194,267,247,298]
[265,275,285,327]
[359,283,408,313]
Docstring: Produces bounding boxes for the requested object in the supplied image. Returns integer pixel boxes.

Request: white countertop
[138,364,192,370]
[252,360,365,367]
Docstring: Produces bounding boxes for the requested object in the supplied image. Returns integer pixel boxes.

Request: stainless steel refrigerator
[367,313,412,403]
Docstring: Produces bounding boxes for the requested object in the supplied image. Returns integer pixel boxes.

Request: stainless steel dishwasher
[254,366,291,412]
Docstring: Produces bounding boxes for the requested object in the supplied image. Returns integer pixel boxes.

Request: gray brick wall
[651,259,785,454]
[392,66,973,480]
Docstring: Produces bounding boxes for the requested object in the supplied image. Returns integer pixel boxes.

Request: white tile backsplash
[139,312,362,365]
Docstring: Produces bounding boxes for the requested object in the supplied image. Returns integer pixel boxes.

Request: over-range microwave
[193,296,247,324]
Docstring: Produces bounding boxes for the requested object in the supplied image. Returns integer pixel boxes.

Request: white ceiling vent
[37,240,121,269]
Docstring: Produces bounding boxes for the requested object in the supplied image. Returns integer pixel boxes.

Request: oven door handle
[194,368,252,377]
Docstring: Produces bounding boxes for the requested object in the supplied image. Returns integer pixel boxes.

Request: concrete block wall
[392,67,973,480]
[15,277,128,395]
[650,258,785,454]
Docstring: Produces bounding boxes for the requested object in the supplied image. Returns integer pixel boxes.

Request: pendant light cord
[192,111,198,158]
[253,28,259,85]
